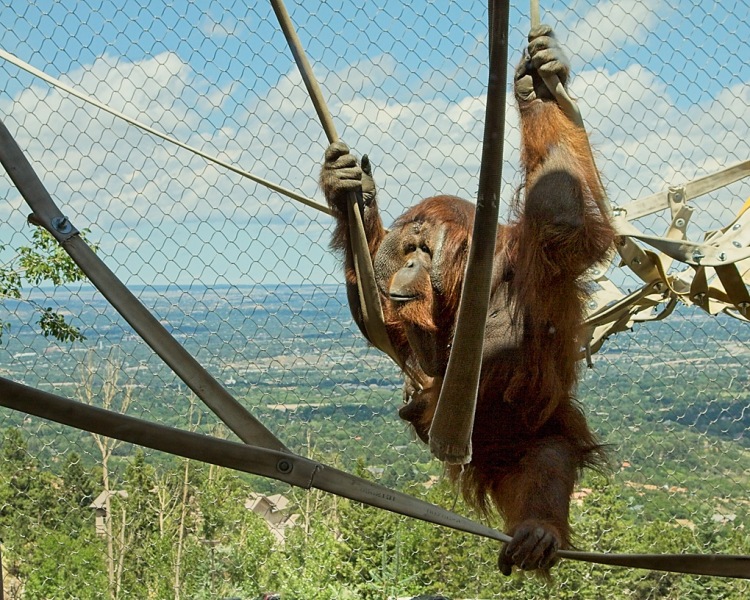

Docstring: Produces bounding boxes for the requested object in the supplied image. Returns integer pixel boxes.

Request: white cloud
[562,0,667,65]
[0,51,336,286]
[570,63,750,236]
[2,3,748,285]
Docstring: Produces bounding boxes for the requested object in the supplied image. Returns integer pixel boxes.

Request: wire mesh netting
[1,1,749,598]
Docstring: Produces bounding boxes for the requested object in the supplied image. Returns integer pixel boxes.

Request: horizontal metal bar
[0,376,314,487]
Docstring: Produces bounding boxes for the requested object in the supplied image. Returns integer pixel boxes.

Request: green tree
[61,451,97,530]
[1,227,93,343]
[117,449,160,598]
[0,428,64,540]
[264,506,356,599]
[23,529,107,600]
[178,465,275,598]
[0,428,89,595]
[333,462,424,599]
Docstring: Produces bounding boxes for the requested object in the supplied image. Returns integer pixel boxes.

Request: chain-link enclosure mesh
[1,1,749,598]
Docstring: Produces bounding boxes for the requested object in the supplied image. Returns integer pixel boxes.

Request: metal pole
[268,0,403,369]
[529,0,583,127]
[0,376,506,544]
[1,376,746,578]
[428,0,509,464]
[0,117,286,453]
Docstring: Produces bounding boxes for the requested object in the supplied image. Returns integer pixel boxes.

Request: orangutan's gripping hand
[514,24,571,106]
[320,141,376,214]
[498,519,561,576]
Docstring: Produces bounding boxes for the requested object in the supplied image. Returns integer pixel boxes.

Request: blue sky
[1,0,748,287]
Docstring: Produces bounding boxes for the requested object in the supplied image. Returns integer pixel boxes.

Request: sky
[1,0,748,288]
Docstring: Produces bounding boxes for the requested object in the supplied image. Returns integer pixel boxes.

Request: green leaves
[39,306,87,342]
[17,228,87,286]
[0,424,748,599]
[1,227,94,344]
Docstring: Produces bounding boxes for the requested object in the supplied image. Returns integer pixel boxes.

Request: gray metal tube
[0,116,286,452]
[428,0,509,463]
[2,376,747,578]
[269,0,401,367]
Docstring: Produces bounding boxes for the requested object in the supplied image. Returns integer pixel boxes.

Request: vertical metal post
[428,0,510,463]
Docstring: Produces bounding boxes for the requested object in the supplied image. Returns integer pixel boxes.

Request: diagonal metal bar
[0,376,506,542]
[616,159,750,221]
[0,116,287,453]
[2,375,748,579]
[0,48,331,216]
[268,0,404,372]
